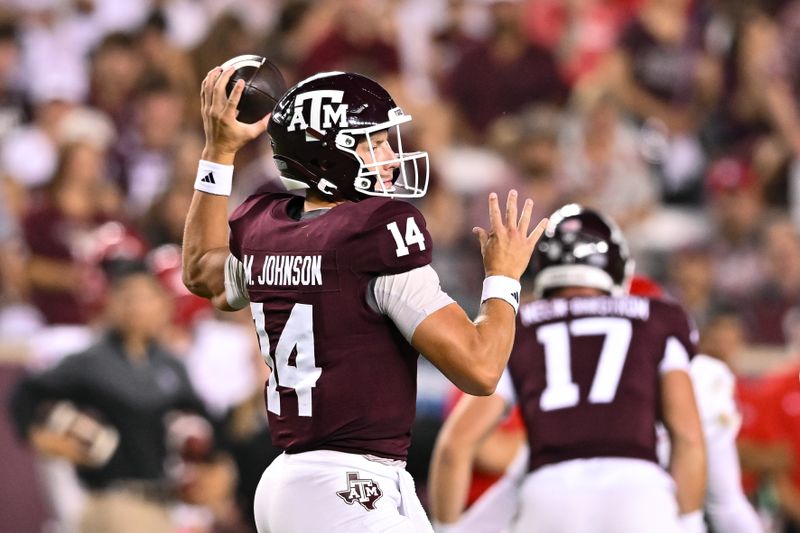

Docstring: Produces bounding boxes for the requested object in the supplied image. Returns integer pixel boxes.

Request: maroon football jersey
[229,192,432,460]
[507,296,696,471]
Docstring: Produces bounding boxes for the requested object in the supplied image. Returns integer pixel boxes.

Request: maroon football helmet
[268,72,428,202]
[532,204,634,297]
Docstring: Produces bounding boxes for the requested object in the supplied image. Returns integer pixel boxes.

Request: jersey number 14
[386,217,426,257]
[251,302,321,417]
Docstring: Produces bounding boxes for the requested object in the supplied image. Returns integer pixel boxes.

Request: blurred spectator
[136,11,198,120]
[142,133,202,247]
[742,217,800,346]
[605,0,717,202]
[0,191,24,305]
[111,74,186,215]
[426,0,480,93]
[701,0,773,159]
[666,246,719,331]
[524,0,637,85]
[21,141,125,325]
[698,306,748,369]
[146,244,212,353]
[16,1,92,107]
[0,94,74,192]
[0,20,28,141]
[559,91,659,230]
[9,263,237,533]
[88,32,145,127]
[193,12,265,85]
[295,0,400,83]
[488,104,565,225]
[758,0,800,160]
[444,0,567,141]
[705,156,767,303]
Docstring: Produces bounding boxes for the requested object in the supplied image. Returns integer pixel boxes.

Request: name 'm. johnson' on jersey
[243,253,323,287]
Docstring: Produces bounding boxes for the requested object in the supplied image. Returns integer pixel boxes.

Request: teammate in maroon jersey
[182,66,548,533]
[429,204,707,533]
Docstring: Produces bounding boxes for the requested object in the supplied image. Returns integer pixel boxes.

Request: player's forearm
[182,188,231,298]
[413,300,516,395]
[428,439,475,523]
[670,437,707,513]
[469,299,517,389]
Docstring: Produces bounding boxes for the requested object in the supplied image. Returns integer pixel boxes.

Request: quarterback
[182,66,547,532]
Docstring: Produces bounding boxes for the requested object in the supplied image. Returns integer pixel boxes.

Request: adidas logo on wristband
[194,160,233,196]
[481,276,522,314]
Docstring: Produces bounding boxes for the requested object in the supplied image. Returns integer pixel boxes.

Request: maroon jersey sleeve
[228,192,294,261]
[653,299,698,367]
[352,199,432,276]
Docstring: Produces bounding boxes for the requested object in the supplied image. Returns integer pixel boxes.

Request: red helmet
[532,204,634,297]
[268,72,428,202]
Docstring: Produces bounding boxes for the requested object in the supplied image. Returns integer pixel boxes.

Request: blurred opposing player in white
[663,354,763,532]
[429,205,706,533]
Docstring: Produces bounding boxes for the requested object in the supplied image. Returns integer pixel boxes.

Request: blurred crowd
[1,0,800,531]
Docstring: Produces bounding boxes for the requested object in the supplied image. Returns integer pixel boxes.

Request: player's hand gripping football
[200,66,270,163]
[473,190,548,280]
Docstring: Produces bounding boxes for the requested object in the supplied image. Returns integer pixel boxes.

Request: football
[222,54,287,124]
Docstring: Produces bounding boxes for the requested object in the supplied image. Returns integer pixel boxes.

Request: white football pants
[254,450,434,533]
[512,457,683,533]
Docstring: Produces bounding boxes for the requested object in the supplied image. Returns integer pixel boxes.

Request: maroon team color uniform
[229,192,431,461]
[507,295,696,472]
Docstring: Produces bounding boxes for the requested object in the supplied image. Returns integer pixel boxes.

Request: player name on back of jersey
[243,253,323,287]
[520,296,651,326]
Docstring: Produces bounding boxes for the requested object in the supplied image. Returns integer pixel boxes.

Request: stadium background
[0,0,798,531]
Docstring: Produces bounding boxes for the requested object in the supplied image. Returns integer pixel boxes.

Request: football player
[428,204,707,533]
[181,67,548,533]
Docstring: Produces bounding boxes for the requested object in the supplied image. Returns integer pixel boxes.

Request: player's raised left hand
[473,190,548,280]
[200,66,270,163]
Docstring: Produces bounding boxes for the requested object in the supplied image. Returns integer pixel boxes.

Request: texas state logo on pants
[336,471,384,510]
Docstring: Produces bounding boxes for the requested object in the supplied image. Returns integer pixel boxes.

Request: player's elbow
[181,263,212,299]
[456,369,500,396]
[671,425,706,453]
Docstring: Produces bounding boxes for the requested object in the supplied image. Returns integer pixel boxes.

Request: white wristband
[194,159,234,196]
[431,522,459,533]
[679,511,706,533]
[481,275,521,314]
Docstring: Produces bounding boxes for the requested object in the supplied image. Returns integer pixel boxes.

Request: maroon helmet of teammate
[532,204,633,297]
[268,72,429,202]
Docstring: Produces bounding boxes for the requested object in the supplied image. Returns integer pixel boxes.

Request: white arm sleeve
[703,428,763,533]
[494,368,517,406]
[224,254,249,310]
[691,356,763,533]
[368,265,454,342]
[659,336,691,374]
